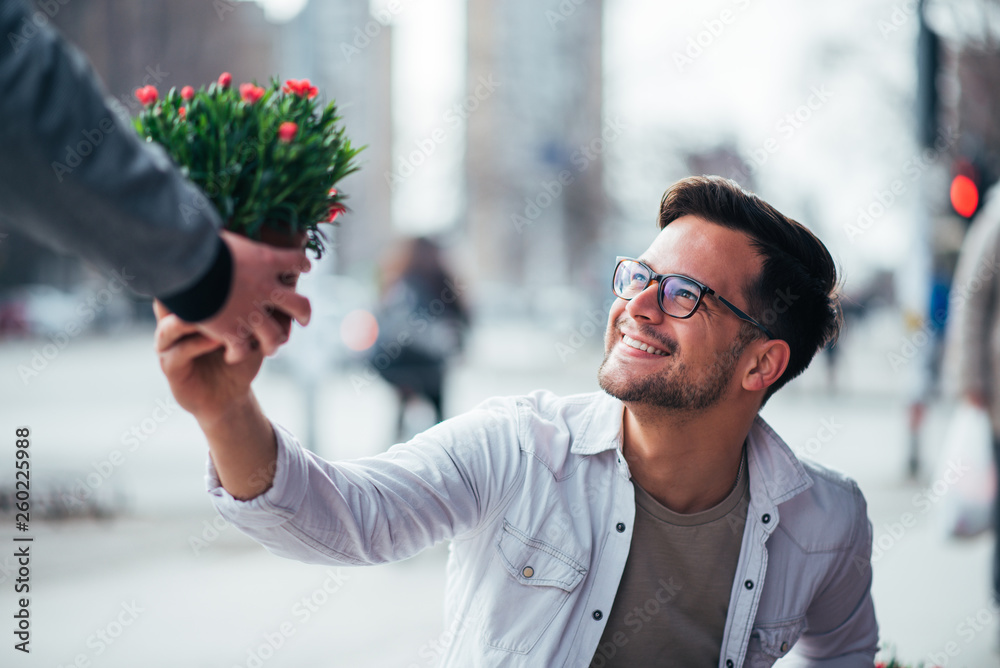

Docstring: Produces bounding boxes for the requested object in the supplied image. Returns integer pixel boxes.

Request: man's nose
[625,281,663,322]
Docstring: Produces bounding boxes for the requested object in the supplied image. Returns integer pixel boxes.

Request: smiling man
[155,175,877,667]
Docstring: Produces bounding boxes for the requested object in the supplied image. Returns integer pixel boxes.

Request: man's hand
[154,300,263,424]
[198,230,313,364]
[154,300,277,499]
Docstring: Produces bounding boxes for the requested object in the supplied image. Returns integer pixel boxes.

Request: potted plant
[133,72,362,259]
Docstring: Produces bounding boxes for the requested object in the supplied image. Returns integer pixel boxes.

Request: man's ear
[741,339,791,393]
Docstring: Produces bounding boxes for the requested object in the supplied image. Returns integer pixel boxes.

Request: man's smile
[621,333,669,357]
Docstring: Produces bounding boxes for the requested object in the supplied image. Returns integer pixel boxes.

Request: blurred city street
[0,308,997,667]
[4,0,1000,665]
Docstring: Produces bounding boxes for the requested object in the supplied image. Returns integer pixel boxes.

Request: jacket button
[781,641,789,652]
[522,566,534,578]
[744,579,754,590]
[616,522,626,533]
[762,513,771,524]
[726,661,734,668]
[592,610,603,620]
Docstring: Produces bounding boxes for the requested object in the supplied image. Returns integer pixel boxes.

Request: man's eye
[665,281,699,304]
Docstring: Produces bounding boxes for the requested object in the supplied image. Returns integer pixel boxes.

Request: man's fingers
[222,335,254,364]
[152,299,171,322]
[159,333,225,374]
[155,314,203,353]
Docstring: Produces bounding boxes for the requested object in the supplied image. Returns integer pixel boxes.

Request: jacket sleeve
[0,0,229,318]
[944,194,1000,399]
[207,398,525,566]
[782,481,878,667]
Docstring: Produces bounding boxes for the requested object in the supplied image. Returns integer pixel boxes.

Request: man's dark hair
[658,175,840,400]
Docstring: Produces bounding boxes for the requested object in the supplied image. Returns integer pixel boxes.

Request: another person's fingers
[273,249,310,291]
[272,289,312,327]
[273,247,312,281]
[249,312,289,358]
[197,232,315,361]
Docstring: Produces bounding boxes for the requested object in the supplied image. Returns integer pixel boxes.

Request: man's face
[597,216,763,411]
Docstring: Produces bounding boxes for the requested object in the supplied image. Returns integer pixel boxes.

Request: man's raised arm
[153,300,524,566]
[153,301,277,499]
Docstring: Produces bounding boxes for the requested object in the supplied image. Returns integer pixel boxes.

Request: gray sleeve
[0,0,222,299]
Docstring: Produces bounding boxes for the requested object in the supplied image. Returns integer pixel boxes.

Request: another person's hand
[197,230,313,364]
[154,300,263,427]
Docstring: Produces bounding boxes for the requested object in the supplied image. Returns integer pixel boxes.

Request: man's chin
[597,367,723,412]
[596,367,643,404]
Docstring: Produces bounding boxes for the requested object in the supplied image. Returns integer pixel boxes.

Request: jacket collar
[571,393,814,507]
[569,392,627,456]
[745,414,814,507]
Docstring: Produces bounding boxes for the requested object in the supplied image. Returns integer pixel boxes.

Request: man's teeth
[622,334,667,356]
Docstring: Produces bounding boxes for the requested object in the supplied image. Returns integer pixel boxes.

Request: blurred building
[465,0,607,294]
[281,0,393,277]
[47,0,275,103]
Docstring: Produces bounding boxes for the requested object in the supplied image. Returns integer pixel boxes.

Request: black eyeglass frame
[612,257,775,340]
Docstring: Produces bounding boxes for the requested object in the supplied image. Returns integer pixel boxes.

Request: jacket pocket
[744,617,806,667]
[481,520,587,654]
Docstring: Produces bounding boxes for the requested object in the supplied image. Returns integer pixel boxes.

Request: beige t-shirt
[589,452,750,668]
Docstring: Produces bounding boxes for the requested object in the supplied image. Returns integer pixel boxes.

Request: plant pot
[257,226,308,250]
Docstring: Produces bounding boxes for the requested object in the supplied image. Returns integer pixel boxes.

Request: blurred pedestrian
[0,0,310,362]
[369,237,469,438]
[944,182,1000,603]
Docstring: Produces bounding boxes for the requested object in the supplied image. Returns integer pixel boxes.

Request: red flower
[327,203,346,222]
[278,121,298,143]
[135,85,158,106]
[326,187,345,221]
[282,78,318,99]
[178,106,187,120]
[180,85,195,101]
[218,72,232,88]
[239,83,265,104]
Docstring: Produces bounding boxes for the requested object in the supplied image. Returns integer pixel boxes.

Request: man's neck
[621,401,756,514]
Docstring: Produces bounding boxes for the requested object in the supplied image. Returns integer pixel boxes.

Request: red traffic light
[951,174,979,218]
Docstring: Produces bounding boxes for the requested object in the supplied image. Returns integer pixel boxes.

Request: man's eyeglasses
[612,257,774,339]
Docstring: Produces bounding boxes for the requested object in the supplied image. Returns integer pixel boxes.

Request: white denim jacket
[209,390,878,667]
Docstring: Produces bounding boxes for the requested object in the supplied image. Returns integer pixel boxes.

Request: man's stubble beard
[597,325,754,411]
